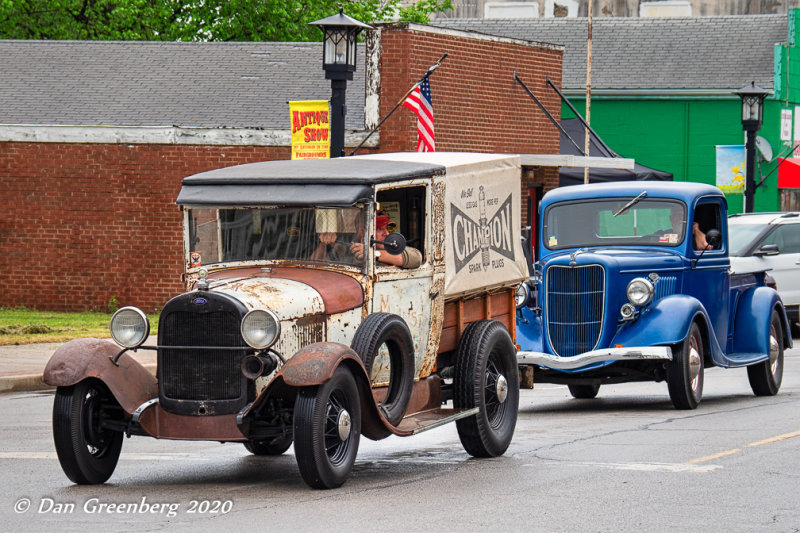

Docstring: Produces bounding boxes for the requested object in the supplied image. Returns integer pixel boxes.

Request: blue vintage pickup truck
[516,181,793,409]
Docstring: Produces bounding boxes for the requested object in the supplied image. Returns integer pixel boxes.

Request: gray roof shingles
[0,15,788,129]
[432,15,786,91]
[0,40,366,129]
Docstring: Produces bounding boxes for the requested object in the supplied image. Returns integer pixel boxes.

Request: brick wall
[0,143,289,312]
[376,23,562,228]
[0,26,562,312]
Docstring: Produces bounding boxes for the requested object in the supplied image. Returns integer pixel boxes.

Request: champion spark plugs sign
[451,188,515,273]
[443,155,528,297]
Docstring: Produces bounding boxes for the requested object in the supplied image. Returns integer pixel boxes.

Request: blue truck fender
[516,306,544,352]
[730,286,793,355]
[611,295,725,361]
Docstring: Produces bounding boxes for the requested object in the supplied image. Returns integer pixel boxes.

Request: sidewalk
[0,339,156,393]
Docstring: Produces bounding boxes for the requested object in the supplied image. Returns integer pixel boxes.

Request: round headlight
[109,306,150,348]
[626,278,654,306]
[515,283,530,309]
[241,309,281,350]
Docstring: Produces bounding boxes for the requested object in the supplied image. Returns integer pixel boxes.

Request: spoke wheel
[667,322,704,410]
[747,310,784,396]
[53,379,123,484]
[454,320,519,458]
[294,366,361,489]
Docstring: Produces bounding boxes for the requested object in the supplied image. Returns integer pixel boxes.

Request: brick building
[0,23,611,312]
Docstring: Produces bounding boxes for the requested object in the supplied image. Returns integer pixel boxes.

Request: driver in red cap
[351,215,422,268]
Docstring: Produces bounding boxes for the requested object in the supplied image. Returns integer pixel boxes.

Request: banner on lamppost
[290,100,330,160]
[715,145,745,194]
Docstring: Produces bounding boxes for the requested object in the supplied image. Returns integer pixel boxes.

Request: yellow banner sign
[290,100,330,160]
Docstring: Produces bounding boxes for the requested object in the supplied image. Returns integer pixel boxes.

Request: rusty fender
[43,338,157,415]
[277,342,393,440]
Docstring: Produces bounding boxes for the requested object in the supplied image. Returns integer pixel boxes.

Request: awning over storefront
[778,157,800,189]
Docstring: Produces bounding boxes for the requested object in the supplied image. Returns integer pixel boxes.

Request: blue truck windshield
[544,198,687,250]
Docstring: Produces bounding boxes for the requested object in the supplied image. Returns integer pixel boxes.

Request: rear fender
[277,342,392,440]
[612,295,725,362]
[731,287,793,354]
[43,338,157,415]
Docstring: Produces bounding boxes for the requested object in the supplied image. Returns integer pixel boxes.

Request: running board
[396,407,479,435]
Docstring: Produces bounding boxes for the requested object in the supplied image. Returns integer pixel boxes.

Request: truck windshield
[544,198,687,249]
[186,206,367,268]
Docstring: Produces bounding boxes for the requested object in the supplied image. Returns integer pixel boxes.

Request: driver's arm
[379,247,421,269]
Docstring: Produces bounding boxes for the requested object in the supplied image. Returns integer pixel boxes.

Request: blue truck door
[689,198,730,346]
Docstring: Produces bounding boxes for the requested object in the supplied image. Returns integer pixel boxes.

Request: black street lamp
[310,9,372,158]
[734,82,769,213]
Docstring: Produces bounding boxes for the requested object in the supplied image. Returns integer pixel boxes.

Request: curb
[0,363,157,393]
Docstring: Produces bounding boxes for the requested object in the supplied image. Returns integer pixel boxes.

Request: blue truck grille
[546,264,605,357]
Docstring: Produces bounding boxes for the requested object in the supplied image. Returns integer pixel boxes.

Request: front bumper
[517,346,672,370]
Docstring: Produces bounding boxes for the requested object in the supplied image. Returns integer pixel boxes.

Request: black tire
[568,383,600,399]
[748,310,784,396]
[667,322,705,410]
[454,320,519,458]
[294,366,361,489]
[790,320,800,339]
[243,434,293,456]
[350,313,415,426]
[52,379,123,484]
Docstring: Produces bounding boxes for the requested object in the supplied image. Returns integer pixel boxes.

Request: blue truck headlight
[515,283,530,309]
[241,309,281,350]
[626,278,654,306]
[109,306,150,348]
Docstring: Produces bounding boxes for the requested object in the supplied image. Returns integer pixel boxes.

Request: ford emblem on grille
[192,297,207,306]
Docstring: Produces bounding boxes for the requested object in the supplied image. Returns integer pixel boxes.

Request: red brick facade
[0,25,562,312]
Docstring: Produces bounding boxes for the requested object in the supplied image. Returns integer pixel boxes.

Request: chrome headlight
[241,309,281,350]
[626,277,654,306]
[109,306,150,348]
[515,283,530,309]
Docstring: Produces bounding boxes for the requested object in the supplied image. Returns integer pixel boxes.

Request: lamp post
[734,82,769,213]
[310,9,372,158]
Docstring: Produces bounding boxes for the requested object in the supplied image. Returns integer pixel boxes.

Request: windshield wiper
[613,191,648,217]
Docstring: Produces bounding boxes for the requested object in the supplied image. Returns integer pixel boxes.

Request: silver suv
[729,212,800,336]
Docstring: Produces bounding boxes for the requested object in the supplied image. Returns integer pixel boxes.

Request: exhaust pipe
[241,353,278,380]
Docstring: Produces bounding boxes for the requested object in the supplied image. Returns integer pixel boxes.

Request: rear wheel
[293,366,361,489]
[747,310,784,396]
[454,320,519,458]
[667,322,704,410]
[568,383,600,399]
[53,379,124,484]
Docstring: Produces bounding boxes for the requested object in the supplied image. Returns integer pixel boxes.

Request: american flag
[403,76,435,152]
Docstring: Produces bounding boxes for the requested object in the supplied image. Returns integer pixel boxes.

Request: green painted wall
[563,97,783,214]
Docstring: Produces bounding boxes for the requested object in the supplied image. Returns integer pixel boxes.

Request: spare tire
[350,313,415,426]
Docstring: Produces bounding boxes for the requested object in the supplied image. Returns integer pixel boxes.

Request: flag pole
[514,72,585,156]
[584,1,593,183]
[349,53,448,156]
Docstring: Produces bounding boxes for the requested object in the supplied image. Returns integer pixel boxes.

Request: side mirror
[753,244,780,256]
[371,232,407,256]
[705,228,722,249]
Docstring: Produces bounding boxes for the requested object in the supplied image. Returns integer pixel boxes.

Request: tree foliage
[0,0,452,41]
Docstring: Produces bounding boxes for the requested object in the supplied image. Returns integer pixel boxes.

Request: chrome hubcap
[769,327,780,376]
[496,374,508,404]
[337,409,351,441]
[688,343,701,392]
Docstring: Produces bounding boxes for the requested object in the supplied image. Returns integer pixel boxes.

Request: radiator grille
[159,310,246,401]
[546,264,605,357]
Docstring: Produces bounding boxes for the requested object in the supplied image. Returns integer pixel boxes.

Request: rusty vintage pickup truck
[44,152,530,489]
